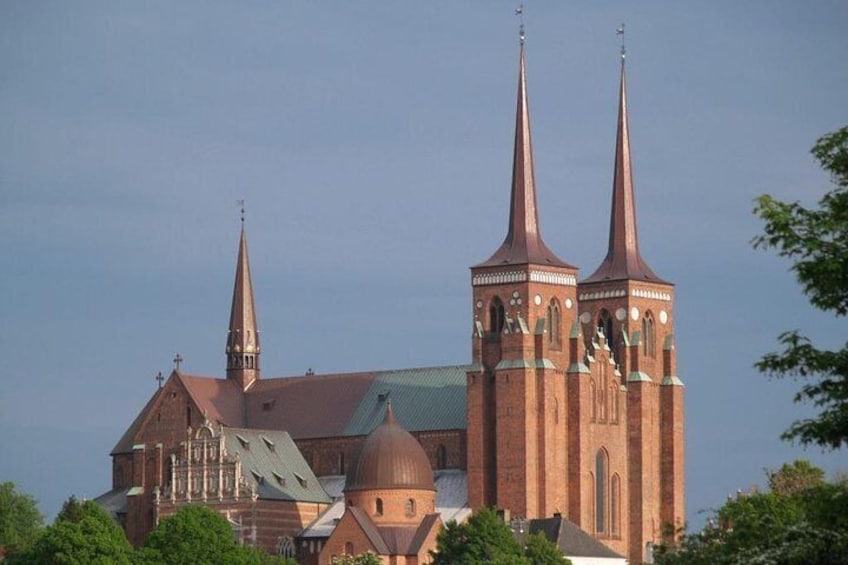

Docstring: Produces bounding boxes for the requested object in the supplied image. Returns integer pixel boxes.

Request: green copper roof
[223,428,330,504]
[343,365,468,436]
[627,371,652,383]
[662,376,684,387]
[495,359,555,370]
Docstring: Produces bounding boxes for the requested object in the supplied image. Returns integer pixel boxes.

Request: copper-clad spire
[226,223,260,389]
[476,43,573,269]
[583,58,667,283]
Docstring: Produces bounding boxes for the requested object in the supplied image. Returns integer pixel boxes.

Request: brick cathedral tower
[466,38,578,520]
[226,220,261,390]
[578,52,685,561]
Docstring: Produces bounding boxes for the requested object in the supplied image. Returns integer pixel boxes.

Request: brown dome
[345,404,435,492]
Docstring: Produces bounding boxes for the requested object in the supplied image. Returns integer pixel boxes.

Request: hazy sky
[1,2,846,527]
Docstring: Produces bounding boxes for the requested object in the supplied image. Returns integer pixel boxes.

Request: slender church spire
[477,40,572,268]
[226,209,260,389]
[583,47,666,283]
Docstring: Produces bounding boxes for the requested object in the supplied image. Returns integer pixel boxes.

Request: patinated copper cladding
[345,404,435,492]
[584,63,667,284]
[226,227,261,386]
[476,44,574,269]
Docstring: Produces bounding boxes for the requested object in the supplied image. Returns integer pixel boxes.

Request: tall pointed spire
[477,42,572,268]
[583,56,666,283]
[226,220,260,389]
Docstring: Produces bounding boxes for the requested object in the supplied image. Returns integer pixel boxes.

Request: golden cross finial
[617,23,626,61]
[515,4,525,45]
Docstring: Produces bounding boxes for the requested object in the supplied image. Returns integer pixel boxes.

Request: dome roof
[345,403,435,492]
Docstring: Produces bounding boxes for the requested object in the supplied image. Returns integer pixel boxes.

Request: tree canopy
[753,125,848,449]
[8,498,133,565]
[654,460,848,564]
[0,481,44,555]
[138,505,291,565]
[430,507,570,565]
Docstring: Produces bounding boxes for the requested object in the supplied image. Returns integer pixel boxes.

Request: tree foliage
[8,498,133,565]
[655,461,848,565]
[138,504,285,565]
[0,481,44,555]
[753,125,848,449]
[766,459,825,496]
[330,552,382,565]
[431,507,571,565]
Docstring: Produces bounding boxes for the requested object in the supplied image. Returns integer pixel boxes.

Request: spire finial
[173,353,183,371]
[617,23,626,63]
[236,199,245,225]
[155,371,164,389]
[515,4,525,45]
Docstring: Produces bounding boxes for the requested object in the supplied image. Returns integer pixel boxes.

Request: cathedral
[97,37,684,565]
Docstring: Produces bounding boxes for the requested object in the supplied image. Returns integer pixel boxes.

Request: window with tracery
[596,449,609,534]
[489,297,505,334]
[643,311,656,357]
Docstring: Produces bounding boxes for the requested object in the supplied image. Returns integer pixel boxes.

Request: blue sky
[1,2,846,527]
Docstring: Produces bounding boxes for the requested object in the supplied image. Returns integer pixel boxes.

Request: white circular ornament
[509,299,516,306]
[476,300,483,309]
[565,298,573,309]
[615,307,627,321]
[516,298,522,305]
[660,310,668,325]
[580,312,591,324]
[512,291,520,298]
[534,294,542,306]
[630,307,640,321]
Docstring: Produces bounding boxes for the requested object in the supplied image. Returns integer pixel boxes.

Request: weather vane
[236,199,245,224]
[617,23,626,61]
[515,4,525,45]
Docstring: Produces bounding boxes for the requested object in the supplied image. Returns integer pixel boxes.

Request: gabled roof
[111,388,162,455]
[222,427,330,504]
[179,373,244,426]
[245,365,468,439]
[112,365,468,455]
[527,516,624,559]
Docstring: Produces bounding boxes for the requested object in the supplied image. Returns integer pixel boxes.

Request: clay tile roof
[345,404,435,492]
[111,388,163,455]
[475,44,573,270]
[246,371,377,438]
[178,373,245,427]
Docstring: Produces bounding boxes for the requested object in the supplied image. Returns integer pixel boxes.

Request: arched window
[643,311,656,358]
[548,299,561,347]
[611,474,621,537]
[596,449,608,534]
[436,444,447,470]
[610,383,619,424]
[405,498,416,517]
[590,379,597,422]
[597,309,614,346]
[489,297,505,334]
[375,498,383,516]
[344,542,354,556]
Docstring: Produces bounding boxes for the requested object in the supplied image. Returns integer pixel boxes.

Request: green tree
[0,481,44,555]
[8,498,133,565]
[330,552,381,565]
[138,504,289,565]
[752,125,848,449]
[431,508,529,564]
[523,531,571,565]
[654,462,848,565]
[766,459,825,495]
